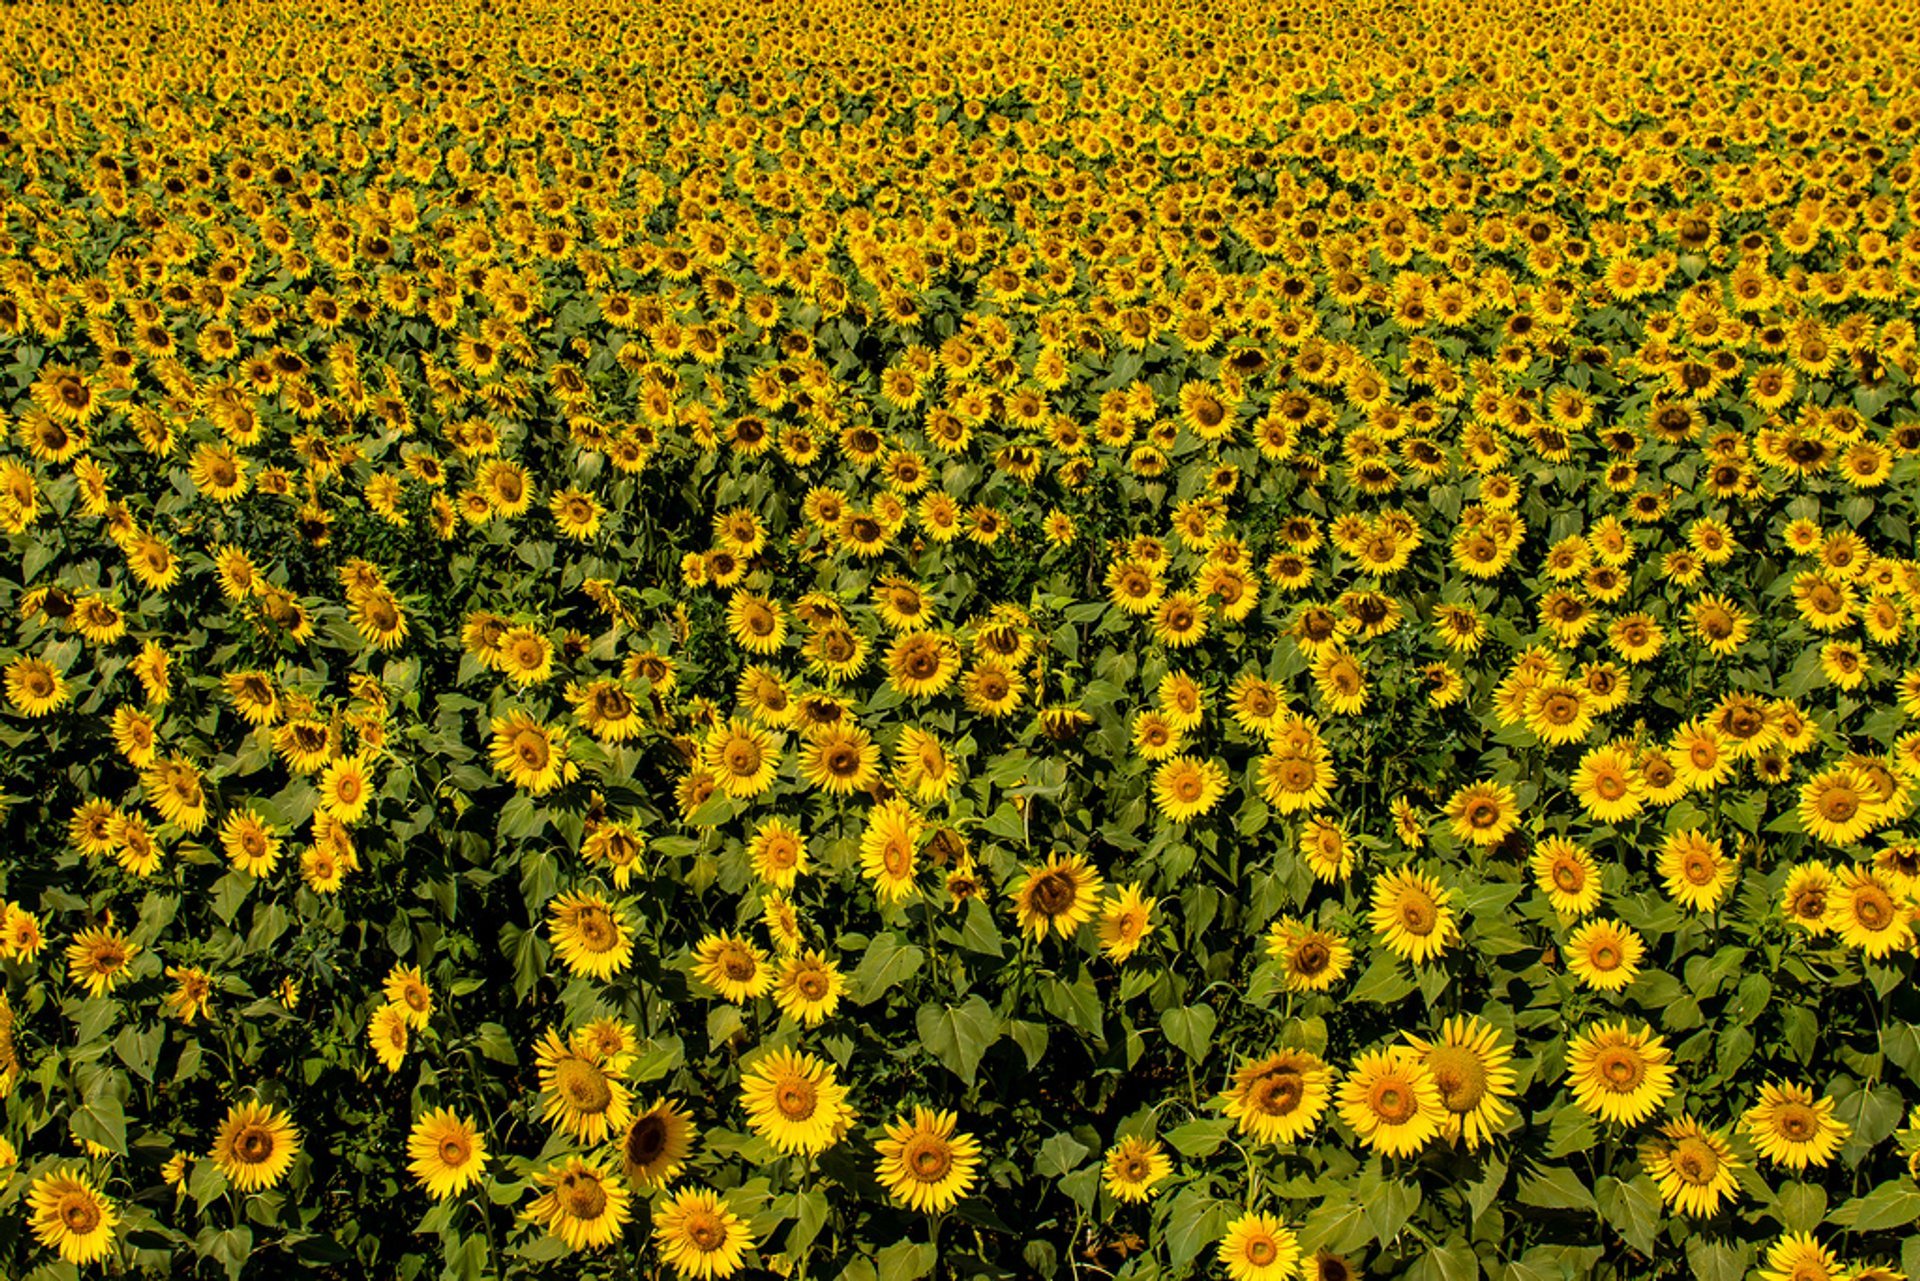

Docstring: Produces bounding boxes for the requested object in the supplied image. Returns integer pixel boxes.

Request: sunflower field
[4,0,1920,1276]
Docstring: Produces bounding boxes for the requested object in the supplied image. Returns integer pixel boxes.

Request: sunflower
[1570,745,1645,823]
[27,1166,119,1265]
[1298,815,1355,882]
[1444,781,1519,847]
[211,1100,300,1192]
[1257,748,1336,814]
[1220,1049,1334,1145]
[875,1107,981,1213]
[1338,1048,1444,1158]
[1530,837,1603,916]
[313,752,374,825]
[1780,862,1835,934]
[1657,828,1738,912]
[369,1004,409,1073]
[1151,754,1229,822]
[1641,1116,1741,1217]
[5,655,70,717]
[1097,883,1157,962]
[691,932,773,1003]
[407,1109,488,1200]
[489,712,577,795]
[548,891,635,980]
[535,1028,634,1144]
[748,818,809,890]
[1565,1020,1677,1125]
[524,1156,631,1253]
[652,1187,753,1279]
[1011,851,1105,940]
[1825,864,1914,957]
[1368,868,1458,964]
[1797,767,1881,846]
[1217,1211,1302,1281]
[1741,1081,1850,1170]
[621,1098,697,1187]
[773,949,846,1026]
[886,630,961,698]
[219,809,282,878]
[1102,1135,1173,1203]
[1404,1015,1518,1150]
[1266,918,1354,992]
[854,796,921,903]
[1312,648,1369,715]
[1565,918,1645,993]
[1756,1232,1841,1281]
[740,1046,852,1156]
[566,679,647,743]
[797,724,880,794]
[66,925,139,998]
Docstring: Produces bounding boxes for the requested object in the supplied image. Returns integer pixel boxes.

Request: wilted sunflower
[874,1106,981,1213]
[1641,1116,1741,1217]
[1565,1020,1677,1125]
[1338,1047,1444,1157]
[406,1108,488,1200]
[1011,851,1105,940]
[210,1100,300,1192]
[1220,1049,1334,1145]
[1101,1135,1173,1203]
[27,1166,119,1265]
[652,1187,753,1279]
[524,1156,630,1253]
[547,891,635,980]
[740,1046,852,1156]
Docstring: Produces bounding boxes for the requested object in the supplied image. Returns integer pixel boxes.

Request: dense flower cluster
[2,0,1919,1276]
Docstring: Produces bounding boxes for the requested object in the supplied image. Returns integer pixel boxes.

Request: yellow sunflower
[1565,1020,1677,1125]
[1741,1082,1851,1170]
[210,1100,300,1192]
[1641,1116,1741,1217]
[620,1098,698,1188]
[1368,868,1459,964]
[1011,851,1105,940]
[1102,1135,1173,1203]
[523,1156,631,1253]
[547,890,635,980]
[406,1108,488,1200]
[1220,1049,1334,1145]
[874,1106,982,1213]
[1217,1211,1302,1281]
[1403,1015,1518,1150]
[27,1166,119,1265]
[652,1187,753,1279]
[1338,1047,1445,1158]
[739,1046,852,1156]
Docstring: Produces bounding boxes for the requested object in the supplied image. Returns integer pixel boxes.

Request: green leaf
[1160,1003,1217,1063]
[850,933,924,1005]
[1162,1189,1233,1270]
[1296,1198,1372,1256]
[1465,1154,1508,1226]
[1516,1164,1595,1213]
[1773,1182,1827,1234]
[1365,1174,1420,1246]
[876,1239,936,1281]
[1831,1180,1920,1232]
[1347,952,1417,1004]
[1684,1236,1748,1281]
[1544,1105,1595,1157]
[1034,1132,1090,1178]
[1595,1175,1660,1255]
[1163,1117,1232,1159]
[71,1091,127,1156]
[914,996,1000,1087]
[1039,973,1104,1040]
